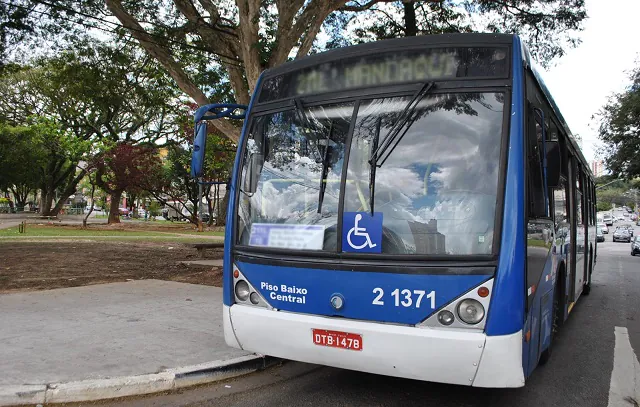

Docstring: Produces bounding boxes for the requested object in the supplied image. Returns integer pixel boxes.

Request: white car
[597,222,608,234]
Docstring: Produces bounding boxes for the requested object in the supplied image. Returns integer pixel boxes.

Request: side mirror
[243,153,264,194]
[191,122,207,178]
[545,141,561,188]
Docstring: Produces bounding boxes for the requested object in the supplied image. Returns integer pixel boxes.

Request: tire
[583,252,593,296]
[540,281,561,365]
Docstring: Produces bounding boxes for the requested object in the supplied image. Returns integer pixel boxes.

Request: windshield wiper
[317,121,334,213]
[369,118,381,215]
[369,81,435,168]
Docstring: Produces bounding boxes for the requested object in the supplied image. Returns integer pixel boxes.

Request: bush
[147,201,161,217]
[597,201,613,212]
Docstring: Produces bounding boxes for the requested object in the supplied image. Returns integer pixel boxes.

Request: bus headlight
[235,280,250,301]
[437,310,455,325]
[457,299,485,324]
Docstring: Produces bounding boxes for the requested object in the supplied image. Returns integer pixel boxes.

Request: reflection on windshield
[237,92,505,255]
[344,93,504,255]
[237,103,354,250]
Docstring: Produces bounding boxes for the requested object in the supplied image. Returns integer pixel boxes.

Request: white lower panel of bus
[224,305,525,387]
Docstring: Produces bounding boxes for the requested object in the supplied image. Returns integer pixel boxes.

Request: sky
[542,0,640,164]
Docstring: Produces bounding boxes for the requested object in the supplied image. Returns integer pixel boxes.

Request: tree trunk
[83,180,96,228]
[10,185,30,210]
[40,189,53,215]
[129,193,138,218]
[403,1,417,37]
[218,181,230,226]
[48,168,86,216]
[108,191,123,224]
[207,184,216,226]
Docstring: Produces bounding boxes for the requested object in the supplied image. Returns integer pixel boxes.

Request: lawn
[0,224,225,239]
[0,225,169,237]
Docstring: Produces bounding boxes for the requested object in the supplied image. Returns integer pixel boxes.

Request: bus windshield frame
[233,44,512,262]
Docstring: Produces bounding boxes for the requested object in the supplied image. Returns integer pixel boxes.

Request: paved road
[101,223,640,407]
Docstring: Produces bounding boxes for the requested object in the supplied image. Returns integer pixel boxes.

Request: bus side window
[554,179,569,246]
[527,104,550,219]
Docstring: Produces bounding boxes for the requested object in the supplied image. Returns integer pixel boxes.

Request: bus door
[573,165,586,301]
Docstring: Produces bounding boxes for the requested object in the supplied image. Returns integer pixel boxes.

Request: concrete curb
[0,355,280,406]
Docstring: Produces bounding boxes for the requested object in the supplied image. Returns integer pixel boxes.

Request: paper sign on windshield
[249,224,325,250]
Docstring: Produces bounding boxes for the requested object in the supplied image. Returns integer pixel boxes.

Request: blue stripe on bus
[485,37,526,336]
[223,75,265,306]
[236,261,490,325]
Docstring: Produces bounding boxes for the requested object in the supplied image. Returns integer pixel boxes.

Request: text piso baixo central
[261,282,308,304]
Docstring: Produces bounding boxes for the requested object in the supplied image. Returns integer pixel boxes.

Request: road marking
[608,327,640,407]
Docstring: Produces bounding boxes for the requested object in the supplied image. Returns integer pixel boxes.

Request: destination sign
[259,47,508,102]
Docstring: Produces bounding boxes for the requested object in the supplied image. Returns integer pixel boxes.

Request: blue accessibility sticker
[342,212,383,253]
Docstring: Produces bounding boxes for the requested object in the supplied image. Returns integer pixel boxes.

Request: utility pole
[596,179,625,190]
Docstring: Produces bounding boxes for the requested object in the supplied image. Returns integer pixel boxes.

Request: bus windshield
[237,92,504,255]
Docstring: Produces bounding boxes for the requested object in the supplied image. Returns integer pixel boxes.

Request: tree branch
[339,0,390,12]
[105,0,210,106]
[235,0,262,91]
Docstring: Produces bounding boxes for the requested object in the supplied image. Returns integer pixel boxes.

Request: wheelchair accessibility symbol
[342,212,382,253]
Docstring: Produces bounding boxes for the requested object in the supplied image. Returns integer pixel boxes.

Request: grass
[0,225,170,237]
[0,224,225,244]
[163,230,225,236]
[0,236,222,243]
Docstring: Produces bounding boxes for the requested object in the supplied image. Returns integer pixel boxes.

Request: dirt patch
[0,241,223,293]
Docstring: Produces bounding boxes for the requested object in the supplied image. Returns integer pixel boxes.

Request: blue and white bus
[202,33,597,387]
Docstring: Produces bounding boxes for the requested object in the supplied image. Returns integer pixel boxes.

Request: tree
[336,1,585,67]
[94,142,163,224]
[146,144,201,226]
[201,130,236,225]
[0,42,181,215]
[0,122,41,208]
[597,66,640,180]
[0,118,91,214]
[5,1,586,144]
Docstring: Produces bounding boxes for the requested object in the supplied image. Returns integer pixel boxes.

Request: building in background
[590,160,605,177]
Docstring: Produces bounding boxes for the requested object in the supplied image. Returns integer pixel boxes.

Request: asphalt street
[100,222,640,407]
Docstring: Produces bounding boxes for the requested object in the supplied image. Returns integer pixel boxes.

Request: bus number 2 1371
[372,288,435,308]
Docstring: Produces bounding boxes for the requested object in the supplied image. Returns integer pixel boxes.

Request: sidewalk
[0,280,270,405]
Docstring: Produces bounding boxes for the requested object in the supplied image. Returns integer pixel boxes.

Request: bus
[198,33,597,388]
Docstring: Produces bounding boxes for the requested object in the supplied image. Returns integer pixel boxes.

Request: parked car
[597,222,609,234]
[596,227,605,242]
[632,236,640,256]
[118,207,131,217]
[613,227,631,243]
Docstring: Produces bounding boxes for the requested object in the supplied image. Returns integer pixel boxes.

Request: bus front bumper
[224,305,525,388]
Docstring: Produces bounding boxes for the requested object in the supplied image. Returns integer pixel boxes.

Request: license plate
[312,329,362,351]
